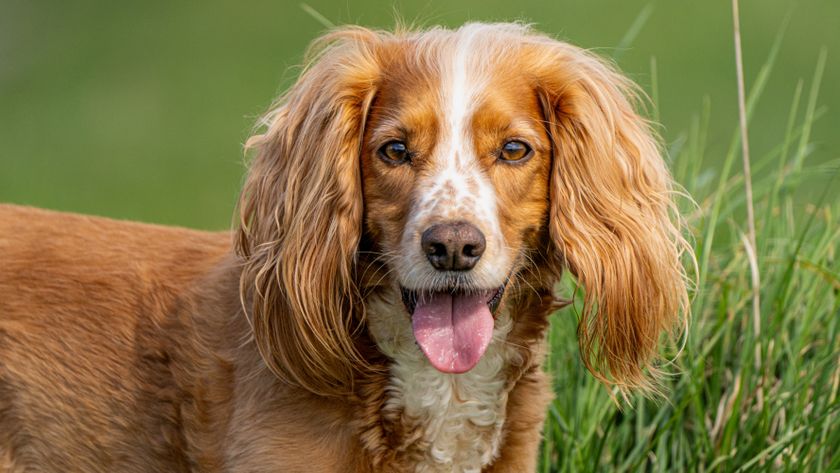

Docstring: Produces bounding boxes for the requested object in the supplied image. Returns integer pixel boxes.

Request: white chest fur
[367,295,516,473]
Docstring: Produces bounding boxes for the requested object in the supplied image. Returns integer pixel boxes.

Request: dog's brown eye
[378,141,409,164]
[499,140,532,162]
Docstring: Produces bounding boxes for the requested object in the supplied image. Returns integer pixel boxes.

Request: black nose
[421,222,486,271]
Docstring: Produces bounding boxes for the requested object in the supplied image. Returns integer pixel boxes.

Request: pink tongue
[411,291,495,373]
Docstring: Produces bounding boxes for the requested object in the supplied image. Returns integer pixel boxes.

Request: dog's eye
[499,140,532,163]
[378,141,409,164]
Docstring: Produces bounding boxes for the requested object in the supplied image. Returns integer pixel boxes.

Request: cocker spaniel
[0,23,690,472]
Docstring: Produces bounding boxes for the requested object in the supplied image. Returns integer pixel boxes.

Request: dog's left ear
[533,40,691,393]
[236,28,382,396]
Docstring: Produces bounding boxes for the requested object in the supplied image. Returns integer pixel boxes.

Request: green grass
[1,2,837,471]
[539,16,839,473]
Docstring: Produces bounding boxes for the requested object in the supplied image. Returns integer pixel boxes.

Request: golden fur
[0,23,690,472]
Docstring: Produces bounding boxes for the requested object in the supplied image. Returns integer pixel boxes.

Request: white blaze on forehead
[446,26,481,165]
[398,25,511,291]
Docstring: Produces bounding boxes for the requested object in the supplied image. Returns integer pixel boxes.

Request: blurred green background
[2,3,839,470]
[1,0,837,229]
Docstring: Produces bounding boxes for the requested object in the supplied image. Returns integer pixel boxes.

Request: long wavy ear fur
[236,27,383,396]
[530,37,691,394]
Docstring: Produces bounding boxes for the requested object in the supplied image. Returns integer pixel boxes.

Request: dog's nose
[421,222,486,271]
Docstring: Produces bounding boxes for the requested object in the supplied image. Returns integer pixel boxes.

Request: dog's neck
[363,290,521,472]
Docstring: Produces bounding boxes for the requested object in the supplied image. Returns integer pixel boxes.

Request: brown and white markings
[0,22,690,472]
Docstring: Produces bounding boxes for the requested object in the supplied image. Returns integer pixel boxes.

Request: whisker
[490,334,529,351]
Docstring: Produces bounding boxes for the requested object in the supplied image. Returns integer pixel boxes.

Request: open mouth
[399,281,507,374]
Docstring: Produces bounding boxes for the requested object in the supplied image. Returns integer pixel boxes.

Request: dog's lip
[400,279,508,316]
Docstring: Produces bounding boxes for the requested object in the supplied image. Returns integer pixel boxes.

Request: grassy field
[2,1,838,471]
[541,26,839,470]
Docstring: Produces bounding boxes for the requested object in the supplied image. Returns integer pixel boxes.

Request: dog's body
[0,205,548,472]
[1,23,690,472]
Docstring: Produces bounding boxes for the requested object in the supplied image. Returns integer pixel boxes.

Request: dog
[0,23,690,472]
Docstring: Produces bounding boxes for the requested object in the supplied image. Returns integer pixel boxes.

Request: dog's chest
[367,298,515,472]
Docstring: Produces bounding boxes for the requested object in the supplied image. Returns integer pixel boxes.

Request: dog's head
[237,23,690,396]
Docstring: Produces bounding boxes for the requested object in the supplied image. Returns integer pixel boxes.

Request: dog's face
[360,47,553,372]
[237,24,690,395]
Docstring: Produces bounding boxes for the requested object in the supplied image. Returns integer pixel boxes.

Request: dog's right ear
[236,27,383,396]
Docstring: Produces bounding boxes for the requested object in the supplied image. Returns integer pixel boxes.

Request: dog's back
[0,204,230,471]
